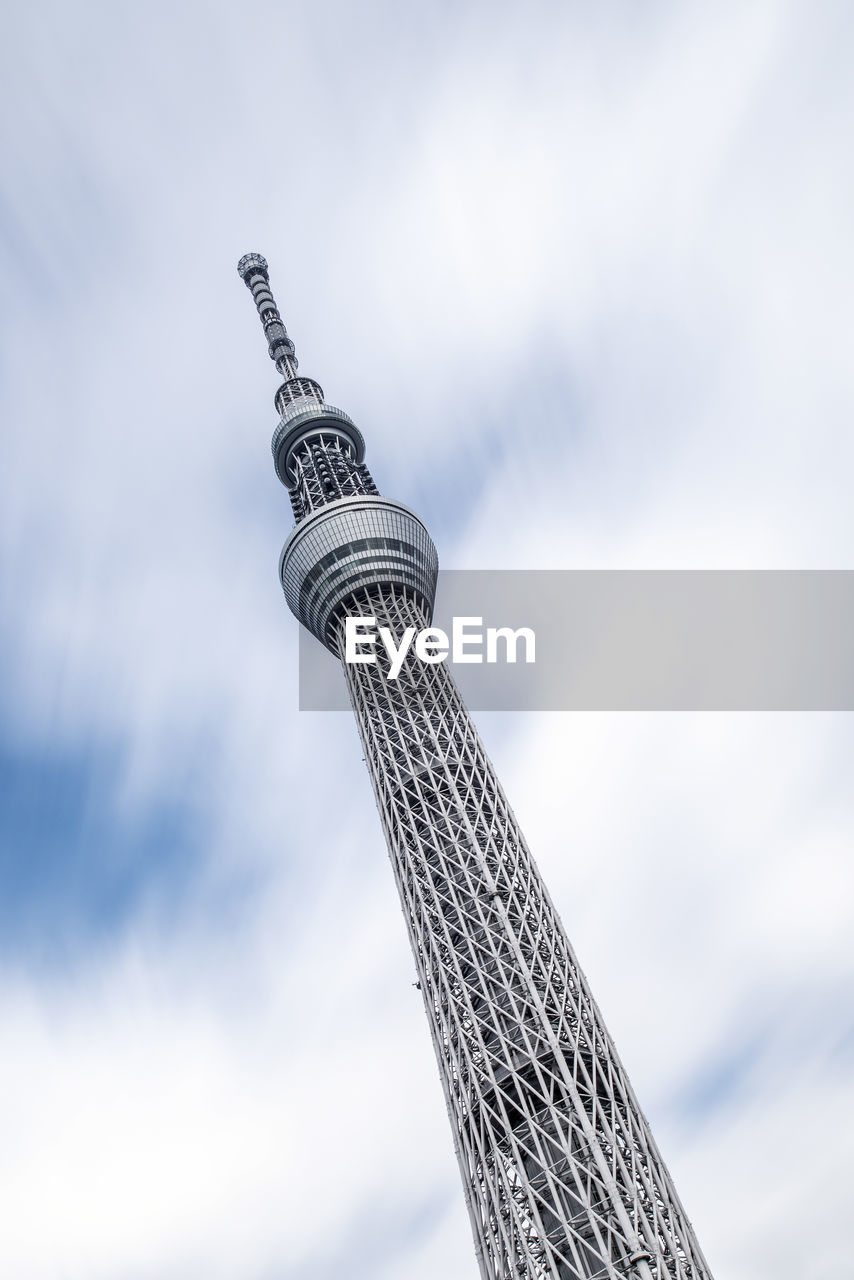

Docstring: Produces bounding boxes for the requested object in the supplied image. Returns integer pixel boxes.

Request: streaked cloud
[1,1,852,1276]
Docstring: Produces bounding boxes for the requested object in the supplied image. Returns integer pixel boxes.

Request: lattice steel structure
[237,254,715,1280]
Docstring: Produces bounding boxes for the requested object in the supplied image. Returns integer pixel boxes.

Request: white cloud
[1,1,852,1277]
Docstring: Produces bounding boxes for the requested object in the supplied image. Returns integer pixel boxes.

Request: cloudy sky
[1,2,853,1277]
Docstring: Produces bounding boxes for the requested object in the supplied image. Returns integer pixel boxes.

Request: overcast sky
[1,2,853,1278]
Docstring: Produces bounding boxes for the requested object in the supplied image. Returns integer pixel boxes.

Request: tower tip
[237,252,300,382]
[237,252,268,281]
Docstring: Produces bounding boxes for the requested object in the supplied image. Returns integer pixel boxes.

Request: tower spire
[237,252,299,380]
[237,252,379,527]
[237,251,329,419]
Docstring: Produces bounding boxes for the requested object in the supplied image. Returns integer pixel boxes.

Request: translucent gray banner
[297,571,854,711]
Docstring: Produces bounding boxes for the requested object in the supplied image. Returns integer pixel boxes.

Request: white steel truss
[337,586,714,1280]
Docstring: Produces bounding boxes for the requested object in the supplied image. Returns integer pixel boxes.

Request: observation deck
[279,496,438,651]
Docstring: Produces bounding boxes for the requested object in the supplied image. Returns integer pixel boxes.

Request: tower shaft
[337,586,712,1280]
[237,255,715,1280]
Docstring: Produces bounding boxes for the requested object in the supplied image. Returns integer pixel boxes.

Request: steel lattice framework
[237,254,715,1280]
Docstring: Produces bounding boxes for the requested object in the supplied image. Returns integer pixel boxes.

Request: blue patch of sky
[0,186,49,300]
[674,1030,768,1123]
[276,1184,454,1280]
[0,121,128,306]
[830,1016,854,1067]
[405,358,589,556]
[0,731,205,966]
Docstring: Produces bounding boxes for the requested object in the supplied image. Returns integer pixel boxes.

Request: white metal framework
[338,586,712,1280]
[237,254,715,1280]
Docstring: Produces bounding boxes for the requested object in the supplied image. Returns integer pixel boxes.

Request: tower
[237,254,714,1280]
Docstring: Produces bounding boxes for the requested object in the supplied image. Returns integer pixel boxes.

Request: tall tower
[238,254,714,1280]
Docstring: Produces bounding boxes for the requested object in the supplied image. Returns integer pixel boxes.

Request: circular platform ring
[271,405,366,489]
[280,496,439,651]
